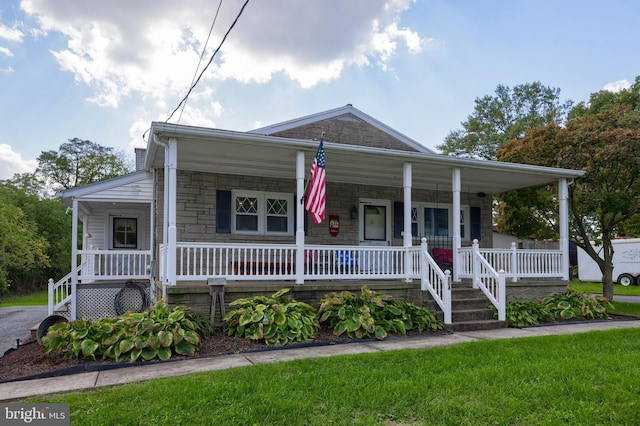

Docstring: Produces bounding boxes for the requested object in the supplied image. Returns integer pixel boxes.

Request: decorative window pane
[411,207,418,237]
[266,198,288,233]
[113,218,137,249]
[235,196,259,232]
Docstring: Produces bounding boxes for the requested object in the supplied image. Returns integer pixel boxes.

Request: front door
[358,199,391,272]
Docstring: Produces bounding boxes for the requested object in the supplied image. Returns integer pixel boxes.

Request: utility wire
[174,0,224,126]
[166,0,251,123]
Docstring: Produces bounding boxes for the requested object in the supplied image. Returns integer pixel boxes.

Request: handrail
[48,271,75,316]
[469,240,506,321]
[415,238,452,324]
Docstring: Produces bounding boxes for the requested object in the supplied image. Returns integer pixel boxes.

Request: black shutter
[393,202,404,238]
[216,190,232,233]
[470,206,481,241]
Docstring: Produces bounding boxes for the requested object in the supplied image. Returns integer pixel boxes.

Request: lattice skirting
[76,282,153,320]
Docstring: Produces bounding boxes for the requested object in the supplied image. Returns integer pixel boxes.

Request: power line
[165,0,251,123]
[174,0,224,126]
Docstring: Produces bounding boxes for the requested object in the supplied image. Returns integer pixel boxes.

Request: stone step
[451,298,490,310]
[451,308,495,322]
[446,319,508,332]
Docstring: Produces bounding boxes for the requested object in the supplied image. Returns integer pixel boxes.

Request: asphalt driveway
[0,306,47,357]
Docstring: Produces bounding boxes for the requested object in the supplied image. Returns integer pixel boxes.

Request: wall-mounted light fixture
[350,206,358,220]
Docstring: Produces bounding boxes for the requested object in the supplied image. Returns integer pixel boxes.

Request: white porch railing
[77,249,152,280]
[167,243,412,281]
[48,273,74,317]
[458,241,563,282]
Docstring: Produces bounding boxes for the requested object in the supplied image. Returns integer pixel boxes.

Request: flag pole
[301,132,324,204]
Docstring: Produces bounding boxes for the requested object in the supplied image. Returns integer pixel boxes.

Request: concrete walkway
[1,319,640,402]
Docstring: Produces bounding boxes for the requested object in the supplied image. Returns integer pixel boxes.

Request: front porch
[49,240,568,327]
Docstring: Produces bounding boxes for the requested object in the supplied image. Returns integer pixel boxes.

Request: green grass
[0,290,47,307]
[610,301,640,317]
[570,281,640,296]
[26,328,640,425]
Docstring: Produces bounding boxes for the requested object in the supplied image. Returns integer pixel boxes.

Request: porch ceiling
[148,122,584,195]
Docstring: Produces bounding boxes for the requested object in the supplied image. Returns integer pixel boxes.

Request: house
[51,105,584,329]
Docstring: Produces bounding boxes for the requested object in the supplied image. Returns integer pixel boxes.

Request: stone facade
[270,115,421,152]
[155,169,494,247]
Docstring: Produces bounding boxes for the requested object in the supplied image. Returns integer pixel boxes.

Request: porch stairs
[426,282,508,332]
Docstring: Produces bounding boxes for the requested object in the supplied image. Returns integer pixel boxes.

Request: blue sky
[1,0,639,180]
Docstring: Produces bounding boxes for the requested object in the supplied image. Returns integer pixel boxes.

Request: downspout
[152,134,170,297]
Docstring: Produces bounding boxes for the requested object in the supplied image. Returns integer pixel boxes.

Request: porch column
[70,198,78,320]
[403,162,413,282]
[296,151,305,284]
[167,138,178,287]
[452,168,461,282]
[558,178,570,281]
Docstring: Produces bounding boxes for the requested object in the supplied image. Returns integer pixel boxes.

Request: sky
[1,0,639,180]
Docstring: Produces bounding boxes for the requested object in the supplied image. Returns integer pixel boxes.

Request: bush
[542,286,613,320]
[41,301,201,362]
[495,299,556,327]
[317,286,443,340]
[223,288,319,345]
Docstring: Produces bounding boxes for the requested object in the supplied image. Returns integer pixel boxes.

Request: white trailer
[577,238,640,285]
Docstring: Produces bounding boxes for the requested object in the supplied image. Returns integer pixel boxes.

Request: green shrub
[223,288,319,346]
[41,301,201,362]
[317,286,443,340]
[542,286,613,320]
[495,299,556,327]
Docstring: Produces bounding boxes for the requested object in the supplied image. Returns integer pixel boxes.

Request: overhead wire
[165,0,251,123]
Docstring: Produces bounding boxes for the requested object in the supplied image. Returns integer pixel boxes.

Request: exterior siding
[155,169,493,247]
[84,204,151,251]
[270,115,421,152]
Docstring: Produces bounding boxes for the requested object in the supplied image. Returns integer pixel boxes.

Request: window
[411,203,471,240]
[232,191,293,235]
[113,218,137,249]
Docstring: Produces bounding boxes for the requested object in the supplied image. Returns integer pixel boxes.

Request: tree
[437,82,573,160]
[497,104,640,300]
[36,138,132,193]
[0,189,50,296]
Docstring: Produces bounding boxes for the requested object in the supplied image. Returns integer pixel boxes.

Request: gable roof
[57,170,153,209]
[249,104,435,154]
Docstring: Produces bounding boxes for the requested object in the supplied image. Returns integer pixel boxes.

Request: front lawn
[570,281,640,296]
[0,290,47,307]
[25,328,640,425]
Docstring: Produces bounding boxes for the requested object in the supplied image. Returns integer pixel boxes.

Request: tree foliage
[36,138,132,192]
[437,82,573,160]
[497,104,640,300]
[0,186,50,295]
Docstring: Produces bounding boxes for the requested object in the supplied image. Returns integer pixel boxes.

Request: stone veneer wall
[271,116,421,152]
[154,169,494,247]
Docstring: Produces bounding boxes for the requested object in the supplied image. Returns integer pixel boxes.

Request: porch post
[296,151,305,284]
[403,162,412,282]
[167,138,178,287]
[70,198,78,320]
[452,168,461,282]
[558,178,570,281]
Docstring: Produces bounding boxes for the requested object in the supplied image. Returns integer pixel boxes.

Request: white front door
[358,199,391,272]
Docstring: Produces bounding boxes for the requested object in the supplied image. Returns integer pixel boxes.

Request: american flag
[305,139,326,224]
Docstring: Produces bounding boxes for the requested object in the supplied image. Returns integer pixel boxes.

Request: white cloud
[603,79,631,93]
[19,0,429,106]
[0,23,24,42]
[0,144,38,180]
[0,46,13,57]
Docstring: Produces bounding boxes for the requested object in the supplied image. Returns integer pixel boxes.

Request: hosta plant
[317,286,443,340]
[542,286,613,320]
[41,301,202,362]
[495,299,556,327]
[223,288,319,346]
